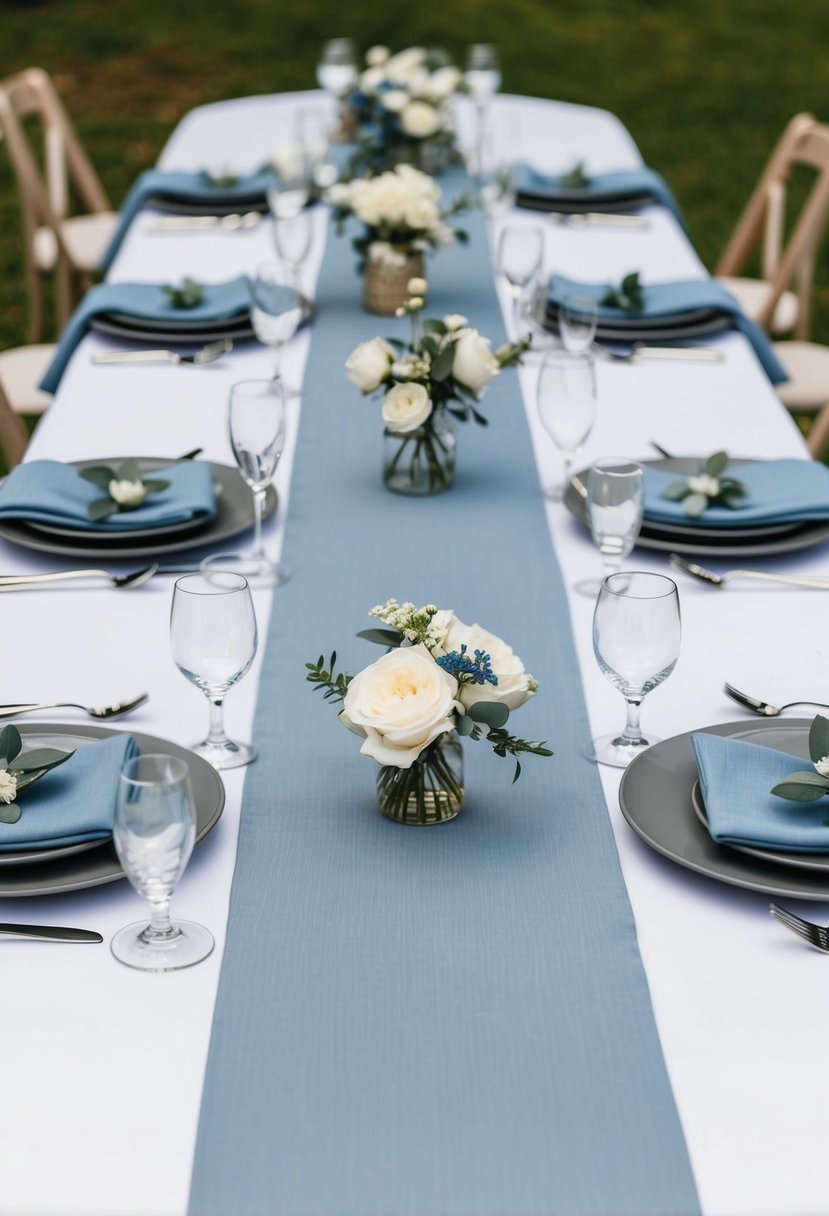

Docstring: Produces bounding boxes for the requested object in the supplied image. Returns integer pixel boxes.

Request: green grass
[1,0,829,350]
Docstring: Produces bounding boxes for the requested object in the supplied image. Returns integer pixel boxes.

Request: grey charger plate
[0,459,276,560]
[0,724,224,896]
[618,718,829,900]
[146,194,268,217]
[90,313,256,344]
[564,457,829,557]
[517,191,654,214]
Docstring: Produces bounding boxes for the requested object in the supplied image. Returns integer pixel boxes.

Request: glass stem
[621,696,645,745]
[271,343,283,382]
[146,897,174,939]
[251,487,266,559]
[206,695,228,746]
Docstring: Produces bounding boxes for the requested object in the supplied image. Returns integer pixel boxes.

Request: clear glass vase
[382,412,456,496]
[376,734,464,825]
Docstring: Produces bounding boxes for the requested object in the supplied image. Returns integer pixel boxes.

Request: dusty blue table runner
[188,190,700,1216]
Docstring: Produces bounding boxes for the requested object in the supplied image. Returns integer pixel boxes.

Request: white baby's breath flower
[815,756,829,778]
[382,382,433,433]
[108,479,146,508]
[0,769,17,805]
[688,473,720,498]
[391,353,431,380]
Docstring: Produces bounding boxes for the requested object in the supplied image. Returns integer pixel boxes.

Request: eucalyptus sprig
[202,168,239,188]
[305,652,352,705]
[600,271,644,312]
[771,715,829,807]
[162,277,204,309]
[79,458,170,522]
[561,161,591,189]
[0,725,75,825]
[661,451,748,518]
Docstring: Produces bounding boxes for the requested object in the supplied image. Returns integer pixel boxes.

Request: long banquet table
[2,90,829,1216]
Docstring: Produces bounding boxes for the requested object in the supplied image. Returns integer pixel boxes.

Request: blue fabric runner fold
[188,178,700,1216]
[514,163,689,232]
[99,169,272,271]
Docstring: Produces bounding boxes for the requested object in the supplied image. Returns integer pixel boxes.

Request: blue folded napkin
[0,458,216,531]
[547,273,788,385]
[513,164,689,233]
[39,276,251,394]
[100,168,272,271]
[0,733,138,851]
[693,732,829,852]
[643,458,829,528]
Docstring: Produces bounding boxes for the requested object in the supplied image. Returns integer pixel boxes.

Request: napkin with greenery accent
[642,458,829,528]
[513,164,688,229]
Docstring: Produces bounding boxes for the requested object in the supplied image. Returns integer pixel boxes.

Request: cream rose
[346,338,394,393]
[452,327,501,394]
[381,89,409,113]
[445,618,536,711]
[426,65,462,99]
[381,382,433,433]
[339,643,458,768]
[443,313,468,330]
[108,478,146,508]
[401,100,443,139]
[0,769,17,805]
[359,66,386,94]
[366,44,390,67]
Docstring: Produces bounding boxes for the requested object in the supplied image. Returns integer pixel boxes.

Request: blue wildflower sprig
[436,645,498,687]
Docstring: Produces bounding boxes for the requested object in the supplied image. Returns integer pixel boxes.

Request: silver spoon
[0,563,158,590]
[723,682,829,717]
[669,554,829,590]
[0,693,148,720]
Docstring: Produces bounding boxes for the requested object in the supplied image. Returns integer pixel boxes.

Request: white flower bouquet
[345,45,465,173]
[307,601,552,825]
[345,279,529,493]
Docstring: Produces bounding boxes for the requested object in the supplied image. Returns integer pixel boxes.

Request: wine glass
[536,349,597,499]
[296,103,337,189]
[476,109,518,219]
[271,208,313,294]
[465,44,501,178]
[587,572,681,768]
[170,572,258,769]
[249,260,305,394]
[560,293,599,353]
[497,224,544,328]
[110,753,214,972]
[202,379,289,589]
[574,458,644,597]
[316,38,358,98]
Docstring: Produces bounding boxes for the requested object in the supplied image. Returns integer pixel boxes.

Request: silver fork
[669,554,829,590]
[0,563,158,590]
[0,692,148,720]
[723,682,829,717]
[769,903,829,951]
[91,338,232,367]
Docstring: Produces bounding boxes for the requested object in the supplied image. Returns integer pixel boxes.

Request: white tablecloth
[1,92,826,1216]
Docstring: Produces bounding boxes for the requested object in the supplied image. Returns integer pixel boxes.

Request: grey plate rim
[0,723,224,897]
[516,192,654,214]
[146,194,268,217]
[90,314,256,344]
[0,460,276,560]
[618,717,829,900]
[548,304,721,331]
[691,779,829,872]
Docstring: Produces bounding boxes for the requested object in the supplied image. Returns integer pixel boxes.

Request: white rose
[366,44,390,67]
[350,170,409,227]
[452,328,501,394]
[381,89,409,113]
[687,473,720,497]
[445,618,536,711]
[443,313,468,330]
[401,101,443,139]
[382,382,433,433]
[346,338,394,392]
[367,240,407,268]
[385,47,426,83]
[108,478,146,508]
[325,181,352,207]
[815,756,829,778]
[426,65,462,99]
[0,769,17,805]
[339,643,457,768]
[402,194,442,231]
[359,66,386,94]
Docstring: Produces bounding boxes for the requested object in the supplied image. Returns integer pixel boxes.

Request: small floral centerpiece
[328,165,468,315]
[346,280,529,494]
[0,726,74,825]
[307,600,552,825]
[344,45,465,174]
[771,715,829,804]
[662,451,747,518]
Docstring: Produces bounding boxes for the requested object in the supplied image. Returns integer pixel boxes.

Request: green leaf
[356,628,402,646]
[0,801,21,824]
[662,481,689,500]
[771,773,829,801]
[422,319,448,336]
[455,713,474,737]
[681,492,708,517]
[467,701,510,728]
[78,465,116,489]
[430,345,455,382]
[0,725,22,766]
[117,458,141,483]
[9,746,74,773]
[87,498,120,522]
[809,715,829,764]
[141,479,170,493]
[704,451,729,477]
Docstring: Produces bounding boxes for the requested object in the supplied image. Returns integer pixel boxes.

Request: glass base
[201,552,290,589]
[573,576,603,598]
[111,919,214,972]
[190,735,257,770]
[584,730,661,769]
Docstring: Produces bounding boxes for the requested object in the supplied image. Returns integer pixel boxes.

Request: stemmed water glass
[272,208,313,294]
[296,103,337,189]
[465,44,501,179]
[316,38,358,99]
[536,349,597,499]
[202,378,289,589]
[249,260,305,394]
[575,458,644,597]
[497,224,544,329]
[110,753,214,972]
[560,294,599,353]
[170,572,258,770]
[587,571,681,768]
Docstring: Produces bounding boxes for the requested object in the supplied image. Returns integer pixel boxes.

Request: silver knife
[0,923,103,943]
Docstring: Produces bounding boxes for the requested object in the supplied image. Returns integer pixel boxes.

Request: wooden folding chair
[716,113,829,340]
[0,67,117,342]
[0,344,55,467]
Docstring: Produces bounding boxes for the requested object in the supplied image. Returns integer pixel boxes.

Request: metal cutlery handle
[0,703,62,717]
[0,569,111,585]
[583,212,649,228]
[634,346,724,362]
[150,215,220,230]
[91,350,180,365]
[733,569,829,589]
[0,923,103,943]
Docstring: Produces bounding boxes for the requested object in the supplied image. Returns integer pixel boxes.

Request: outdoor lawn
[1,0,828,351]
